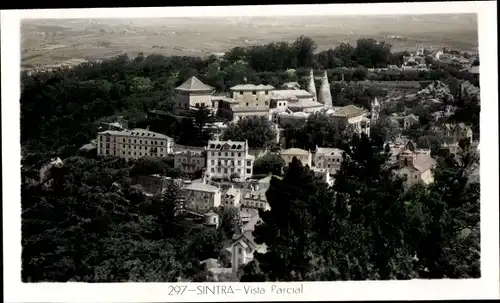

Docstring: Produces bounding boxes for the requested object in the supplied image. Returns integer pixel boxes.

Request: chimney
[307,69,317,99]
[319,70,332,107]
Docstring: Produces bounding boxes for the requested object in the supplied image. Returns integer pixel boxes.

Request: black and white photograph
[2,2,499,302]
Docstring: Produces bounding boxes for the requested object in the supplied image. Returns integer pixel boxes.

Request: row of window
[236,90,269,96]
[100,143,166,152]
[210,159,251,167]
[209,151,243,157]
[209,167,252,175]
[177,158,203,165]
[101,136,167,145]
[242,200,267,209]
[99,149,164,157]
[244,101,269,107]
[317,157,342,163]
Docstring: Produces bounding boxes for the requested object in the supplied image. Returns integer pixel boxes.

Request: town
[21,33,480,283]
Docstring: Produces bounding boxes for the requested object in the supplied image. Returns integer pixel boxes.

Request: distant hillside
[21,14,478,67]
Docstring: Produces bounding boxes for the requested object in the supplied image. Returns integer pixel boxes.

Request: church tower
[319,70,332,107]
[371,97,380,124]
[307,69,317,100]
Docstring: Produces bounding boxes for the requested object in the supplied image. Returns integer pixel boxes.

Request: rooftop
[287,99,324,109]
[98,128,173,140]
[281,148,310,156]
[184,182,220,193]
[330,105,366,118]
[272,89,314,100]
[207,140,247,151]
[231,105,270,113]
[175,76,213,92]
[230,84,275,91]
[316,147,344,156]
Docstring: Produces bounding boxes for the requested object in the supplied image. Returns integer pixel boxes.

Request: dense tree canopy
[246,134,479,281]
[221,116,277,149]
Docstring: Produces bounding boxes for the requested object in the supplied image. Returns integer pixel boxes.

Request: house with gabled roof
[205,140,255,180]
[230,214,266,274]
[173,76,214,115]
[394,141,436,188]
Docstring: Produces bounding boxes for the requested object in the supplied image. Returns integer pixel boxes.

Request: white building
[396,150,436,188]
[230,215,267,274]
[97,128,174,159]
[173,76,214,115]
[182,180,222,213]
[311,167,334,187]
[314,146,344,175]
[230,84,275,108]
[222,186,241,207]
[241,187,270,211]
[205,140,255,180]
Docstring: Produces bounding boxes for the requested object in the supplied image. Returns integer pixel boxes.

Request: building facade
[230,84,275,108]
[97,128,174,159]
[173,76,214,115]
[205,140,255,180]
[241,188,270,211]
[314,147,344,174]
[174,150,206,175]
[182,181,222,213]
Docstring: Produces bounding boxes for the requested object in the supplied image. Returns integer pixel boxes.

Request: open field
[21,14,478,67]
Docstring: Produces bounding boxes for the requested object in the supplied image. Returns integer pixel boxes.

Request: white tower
[307,69,317,100]
[319,71,332,107]
[371,97,380,124]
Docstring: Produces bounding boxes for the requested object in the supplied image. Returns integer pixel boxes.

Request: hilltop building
[97,128,174,159]
[173,76,215,115]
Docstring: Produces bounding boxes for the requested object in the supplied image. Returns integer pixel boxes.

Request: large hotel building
[205,140,255,180]
[97,128,174,159]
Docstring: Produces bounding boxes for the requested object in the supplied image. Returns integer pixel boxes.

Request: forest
[21,36,480,282]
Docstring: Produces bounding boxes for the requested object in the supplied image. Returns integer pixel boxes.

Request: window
[225,152,228,157]
[238,152,241,157]
[239,91,243,95]
[265,91,268,95]
[237,160,241,166]
[123,138,126,142]
[196,103,199,107]
[217,168,221,173]
[252,91,256,95]
[134,139,137,143]
[414,175,418,179]
[211,168,214,172]
[246,168,251,174]
[100,143,103,148]
[211,160,214,165]
[239,248,243,254]
[224,168,228,174]
[218,152,221,156]
[265,101,268,106]
[247,161,251,166]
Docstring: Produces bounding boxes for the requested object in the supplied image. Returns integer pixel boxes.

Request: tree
[253,153,285,176]
[221,116,277,149]
[404,144,480,278]
[253,158,326,281]
[329,133,417,279]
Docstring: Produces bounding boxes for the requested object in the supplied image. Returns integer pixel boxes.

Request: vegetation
[249,134,480,281]
[221,116,277,149]
[21,35,480,282]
